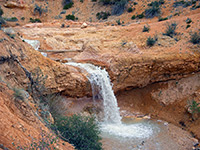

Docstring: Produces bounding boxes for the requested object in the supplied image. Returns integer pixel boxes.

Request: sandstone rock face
[0,31,75,149]
[16,13,200,95]
[4,1,27,8]
[0,30,91,97]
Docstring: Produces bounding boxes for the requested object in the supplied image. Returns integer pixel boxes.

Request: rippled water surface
[100,118,179,150]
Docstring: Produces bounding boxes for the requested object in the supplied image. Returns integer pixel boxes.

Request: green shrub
[6,33,16,39]
[174,12,180,16]
[116,19,124,25]
[146,36,157,46]
[127,7,133,12]
[99,0,128,15]
[148,1,160,7]
[96,11,111,20]
[63,0,72,5]
[145,1,161,18]
[100,0,112,5]
[137,13,144,19]
[5,17,18,22]
[159,0,165,4]
[21,17,25,21]
[186,18,192,24]
[158,17,168,21]
[0,17,5,26]
[190,32,200,44]
[120,40,127,47]
[54,114,102,150]
[30,18,41,23]
[80,0,84,2]
[188,100,200,120]
[131,15,136,20]
[63,2,74,9]
[173,0,185,7]
[184,1,192,7]
[186,24,191,29]
[173,0,192,8]
[13,88,24,101]
[34,4,45,16]
[65,14,76,20]
[143,25,150,32]
[163,22,178,37]
[195,4,200,8]
[133,2,138,5]
[111,0,128,15]
[92,0,97,2]
[0,6,3,17]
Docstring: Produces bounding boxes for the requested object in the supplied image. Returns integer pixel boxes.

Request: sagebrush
[146,36,157,46]
[163,22,178,37]
[190,32,200,44]
[143,25,150,32]
[145,0,163,18]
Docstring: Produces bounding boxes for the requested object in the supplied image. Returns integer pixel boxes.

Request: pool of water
[100,117,179,150]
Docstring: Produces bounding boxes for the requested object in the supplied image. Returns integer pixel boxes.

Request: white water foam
[23,39,47,57]
[100,122,154,139]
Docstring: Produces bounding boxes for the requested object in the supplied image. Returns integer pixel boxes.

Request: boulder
[81,22,87,29]
[4,1,27,8]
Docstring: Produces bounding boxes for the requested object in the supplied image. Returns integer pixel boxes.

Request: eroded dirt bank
[0,81,74,150]
[1,0,200,149]
[117,72,200,140]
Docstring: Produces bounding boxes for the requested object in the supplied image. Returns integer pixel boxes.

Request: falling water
[23,39,47,57]
[66,62,122,124]
[66,62,158,142]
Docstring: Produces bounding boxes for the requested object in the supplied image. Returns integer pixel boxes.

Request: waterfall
[66,62,158,141]
[66,62,122,124]
[23,39,47,57]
